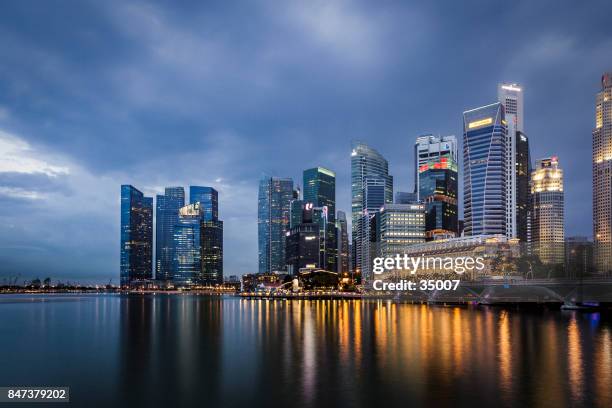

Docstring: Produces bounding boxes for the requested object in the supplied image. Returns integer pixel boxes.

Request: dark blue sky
[0,0,611,283]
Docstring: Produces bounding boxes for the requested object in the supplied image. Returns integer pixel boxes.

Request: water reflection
[1,295,611,407]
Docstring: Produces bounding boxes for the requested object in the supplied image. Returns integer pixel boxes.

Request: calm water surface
[0,294,611,407]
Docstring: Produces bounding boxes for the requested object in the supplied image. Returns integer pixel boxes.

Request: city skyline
[0,1,611,282]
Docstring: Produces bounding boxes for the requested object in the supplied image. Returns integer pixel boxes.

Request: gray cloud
[0,0,610,282]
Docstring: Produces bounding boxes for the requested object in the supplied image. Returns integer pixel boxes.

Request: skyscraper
[417,149,458,239]
[414,135,458,200]
[174,202,204,285]
[531,157,564,265]
[351,142,393,278]
[360,177,387,282]
[593,72,612,275]
[201,219,223,285]
[258,176,294,273]
[463,103,508,236]
[189,186,218,221]
[515,132,531,243]
[303,167,336,222]
[120,185,153,287]
[336,210,349,276]
[285,223,320,275]
[155,187,185,281]
[303,167,337,271]
[498,83,525,240]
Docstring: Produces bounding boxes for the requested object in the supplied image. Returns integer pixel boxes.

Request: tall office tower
[351,142,393,277]
[375,203,426,260]
[515,132,531,244]
[155,187,185,281]
[174,203,204,285]
[394,191,418,204]
[414,135,458,199]
[336,210,349,275]
[360,177,387,282]
[418,153,458,239]
[498,83,524,239]
[285,223,320,275]
[258,176,294,273]
[120,185,153,287]
[531,157,564,265]
[303,167,336,223]
[593,72,612,275]
[189,186,218,221]
[312,205,337,271]
[463,103,508,236]
[289,198,304,229]
[201,219,223,285]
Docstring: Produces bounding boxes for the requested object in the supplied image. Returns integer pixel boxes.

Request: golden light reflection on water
[203,298,612,406]
[568,316,584,403]
[498,310,512,400]
[596,326,612,407]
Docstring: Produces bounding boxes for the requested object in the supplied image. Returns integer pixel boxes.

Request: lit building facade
[498,83,524,239]
[414,135,458,200]
[174,203,204,285]
[155,187,185,281]
[285,223,320,275]
[200,219,223,285]
[351,142,393,278]
[258,176,294,273]
[375,203,426,259]
[398,235,520,279]
[120,185,153,286]
[418,154,458,239]
[531,157,564,265]
[593,72,612,274]
[463,103,508,236]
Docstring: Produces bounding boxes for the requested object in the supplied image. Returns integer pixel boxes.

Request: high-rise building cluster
[120,185,223,287]
[122,73,610,286]
[258,168,348,281]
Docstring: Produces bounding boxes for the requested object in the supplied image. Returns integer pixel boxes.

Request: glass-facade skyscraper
[360,177,387,282]
[303,167,336,223]
[258,176,294,273]
[174,203,204,285]
[463,102,508,236]
[201,219,223,285]
[351,142,393,278]
[336,210,349,276]
[515,131,531,243]
[155,187,185,281]
[303,167,337,271]
[190,186,218,221]
[414,135,458,200]
[593,72,612,275]
[120,185,153,287]
[418,154,458,239]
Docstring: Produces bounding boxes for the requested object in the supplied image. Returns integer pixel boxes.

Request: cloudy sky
[0,0,611,283]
